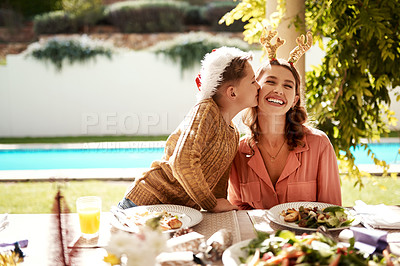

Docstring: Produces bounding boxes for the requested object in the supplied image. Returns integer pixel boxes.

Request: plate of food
[111,204,203,233]
[266,202,359,231]
[222,230,392,266]
[222,239,251,265]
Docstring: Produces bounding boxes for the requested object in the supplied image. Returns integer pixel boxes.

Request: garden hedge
[105,1,189,33]
[33,11,78,35]
[202,1,245,32]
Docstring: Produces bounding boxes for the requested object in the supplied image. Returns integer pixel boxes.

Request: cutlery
[0,221,9,232]
[0,213,7,223]
[0,214,9,232]
[110,206,136,231]
[317,225,336,242]
[193,253,206,266]
[359,217,374,230]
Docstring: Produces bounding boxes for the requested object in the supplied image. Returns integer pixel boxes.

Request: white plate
[266,202,360,231]
[222,235,353,265]
[111,204,203,233]
[222,239,251,266]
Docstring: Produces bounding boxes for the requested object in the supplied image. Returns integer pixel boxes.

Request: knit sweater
[125,98,239,210]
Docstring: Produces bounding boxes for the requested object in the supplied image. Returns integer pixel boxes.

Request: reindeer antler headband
[260,28,313,65]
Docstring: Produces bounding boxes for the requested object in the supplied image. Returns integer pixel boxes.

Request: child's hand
[210,198,239,213]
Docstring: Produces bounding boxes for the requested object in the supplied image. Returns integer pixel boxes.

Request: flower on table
[103,253,120,265]
[104,226,168,266]
[0,243,25,265]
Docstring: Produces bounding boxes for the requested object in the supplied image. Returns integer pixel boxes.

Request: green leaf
[323,206,344,213]
[223,0,400,187]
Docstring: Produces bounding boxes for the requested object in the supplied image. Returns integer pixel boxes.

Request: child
[119,46,260,212]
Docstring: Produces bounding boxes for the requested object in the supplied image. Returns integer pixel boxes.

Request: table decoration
[157,228,234,265]
[0,242,25,265]
[103,215,168,266]
[192,210,241,243]
[167,231,205,253]
[204,228,233,261]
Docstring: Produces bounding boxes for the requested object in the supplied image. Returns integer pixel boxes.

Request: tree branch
[333,69,347,107]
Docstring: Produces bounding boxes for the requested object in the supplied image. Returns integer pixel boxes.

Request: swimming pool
[0,148,165,170]
[0,142,399,170]
[350,142,400,165]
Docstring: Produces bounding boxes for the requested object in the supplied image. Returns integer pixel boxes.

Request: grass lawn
[0,180,131,214]
[0,177,399,214]
[340,176,400,206]
[0,131,398,144]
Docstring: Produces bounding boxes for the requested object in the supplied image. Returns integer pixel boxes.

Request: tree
[221,0,400,187]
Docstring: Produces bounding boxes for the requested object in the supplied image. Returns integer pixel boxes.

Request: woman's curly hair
[243,59,308,153]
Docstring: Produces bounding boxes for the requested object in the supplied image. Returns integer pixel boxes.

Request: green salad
[280,206,354,229]
[240,230,395,265]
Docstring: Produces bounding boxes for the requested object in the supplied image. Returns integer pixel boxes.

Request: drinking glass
[76,196,101,239]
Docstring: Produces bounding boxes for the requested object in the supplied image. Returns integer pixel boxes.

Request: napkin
[351,227,388,255]
[353,200,400,229]
[0,240,28,249]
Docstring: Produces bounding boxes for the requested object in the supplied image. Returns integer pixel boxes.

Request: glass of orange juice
[76,196,101,239]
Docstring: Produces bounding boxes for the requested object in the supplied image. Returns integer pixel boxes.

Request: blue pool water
[0,143,399,170]
[0,148,165,170]
[350,142,400,165]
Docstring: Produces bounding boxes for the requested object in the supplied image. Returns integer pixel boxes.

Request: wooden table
[1,208,399,265]
[0,210,256,266]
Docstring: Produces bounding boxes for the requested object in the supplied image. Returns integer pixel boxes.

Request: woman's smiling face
[257,64,299,115]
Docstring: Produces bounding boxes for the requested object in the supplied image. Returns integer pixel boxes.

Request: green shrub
[202,1,245,32]
[183,5,208,25]
[0,8,23,28]
[105,1,189,33]
[2,0,61,19]
[28,36,113,71]
[175,0,208,5]
[149,31,251,73]
[33,10,78,35]
[62,0,104,28]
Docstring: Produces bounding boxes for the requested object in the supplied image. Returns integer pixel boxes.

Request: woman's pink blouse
[228,127,342,210]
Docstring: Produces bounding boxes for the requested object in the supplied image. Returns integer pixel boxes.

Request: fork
[0,213,8,232]
[110,206,135,230]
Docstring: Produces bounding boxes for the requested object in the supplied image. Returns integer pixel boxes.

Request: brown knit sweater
[125,98,239,210]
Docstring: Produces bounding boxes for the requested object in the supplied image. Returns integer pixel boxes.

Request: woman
[119,46,260,212]
[228,31,341,209]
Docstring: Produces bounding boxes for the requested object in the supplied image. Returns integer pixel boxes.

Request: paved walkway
[0,168,148,182]
[0,141,166,150]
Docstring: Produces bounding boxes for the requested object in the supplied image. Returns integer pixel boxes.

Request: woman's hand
[210,198,239,213]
